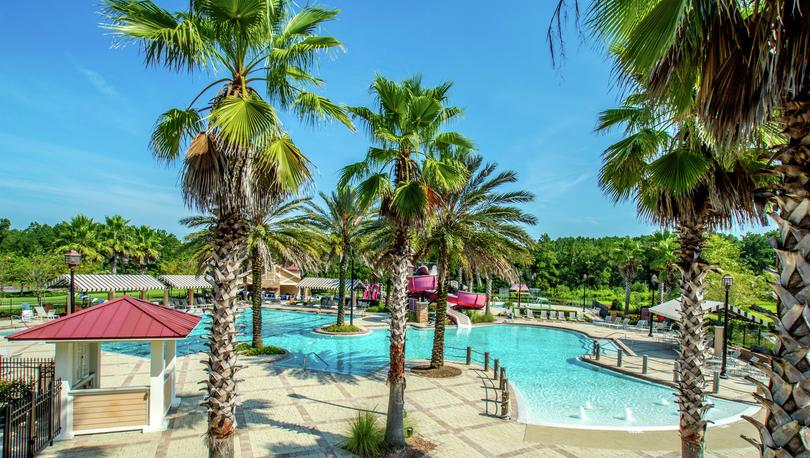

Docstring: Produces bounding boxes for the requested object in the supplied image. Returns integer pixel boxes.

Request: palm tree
[648,230,679,303]
[246,196,321,348]
[562,3,809,454]
[597,89,764,457]
[101,215,134,274]
[53,214,103,262]
[132,225,162,273]
[308,187,373,326]
[421,155,536,369]
[341,75,470,447]
[103,1,351,455]
[612,238,643,314]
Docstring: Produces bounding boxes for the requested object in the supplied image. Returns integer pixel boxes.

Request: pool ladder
[303,352,329,370]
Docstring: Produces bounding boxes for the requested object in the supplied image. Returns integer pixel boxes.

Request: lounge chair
[34,306,57,321]
[540,310,548,320]
[577,312,585,322]
[556,311,565,321]
[526,309,536,320]
[568,312,577,321]
[631,320,648,332]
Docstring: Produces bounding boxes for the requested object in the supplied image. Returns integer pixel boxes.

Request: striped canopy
[297,277,365,291]
[159,275,212,289]
[49,274,165,292]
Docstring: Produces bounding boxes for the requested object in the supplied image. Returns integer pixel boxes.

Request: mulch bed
[383,436,436,457]
[409,364,463,378]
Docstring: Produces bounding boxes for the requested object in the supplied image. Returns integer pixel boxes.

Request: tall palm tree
[597,89,764,457]
[613,238,643,314]
[308,186,374,326]
[246,195,321,348]
[53,214,103,262]
[101,215,134,274]
[341,75,470,447]
[563,3,809,455]
[421,155,536,369]
[132,225,162,274]
[648,230,679,303]
[104,1,351,455]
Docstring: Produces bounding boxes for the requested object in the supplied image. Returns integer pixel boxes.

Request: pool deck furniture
[6,296,201,439]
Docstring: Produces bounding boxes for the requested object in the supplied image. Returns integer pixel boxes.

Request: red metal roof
[7,296,202,341]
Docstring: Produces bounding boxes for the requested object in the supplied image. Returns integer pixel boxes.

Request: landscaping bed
[409,364,463,378]
[314,323,370,336]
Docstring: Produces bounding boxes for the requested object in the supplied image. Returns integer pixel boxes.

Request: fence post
[484,352,490,371]
[465,347,472,365]
[595,343,601,361]
[493,359,500,380]
[500,378,509,418]
[712,371,720,394]
[29,389,37,456]
[499,368,506,390]
[48,382,54,445]
[4,402,11,457]
[642,355,648,374]
[617,349,623,367]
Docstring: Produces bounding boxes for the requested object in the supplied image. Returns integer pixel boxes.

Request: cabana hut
[7,296,201,438]
[297,277,365,303]
[158,274,213,307]
[49,274,165,305]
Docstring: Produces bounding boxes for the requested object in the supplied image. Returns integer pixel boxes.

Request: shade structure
[297,277,365,290]
[649,299,724,322]
[158,275,212,289]
[510,283,529,292]
[7,296,201,341]
[49,274,164,293]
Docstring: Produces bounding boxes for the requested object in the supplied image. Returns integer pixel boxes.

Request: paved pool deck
[0,310,760,457]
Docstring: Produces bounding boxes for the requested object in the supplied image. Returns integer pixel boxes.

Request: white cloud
[75,64,122,99]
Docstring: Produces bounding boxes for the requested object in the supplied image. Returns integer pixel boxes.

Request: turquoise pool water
[103,309,756,430]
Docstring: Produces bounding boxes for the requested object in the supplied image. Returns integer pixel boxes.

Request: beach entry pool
[103,309,756,430]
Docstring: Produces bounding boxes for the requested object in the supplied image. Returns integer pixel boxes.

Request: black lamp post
[581,273,588,312]
[720,274,734,378]
[65,250,81,315]
[349,248,355,326]
[649,274,658,337]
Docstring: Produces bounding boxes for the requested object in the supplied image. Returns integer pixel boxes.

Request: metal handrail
[303,352,329,370]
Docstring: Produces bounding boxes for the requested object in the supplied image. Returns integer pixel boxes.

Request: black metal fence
[0,358,61,457]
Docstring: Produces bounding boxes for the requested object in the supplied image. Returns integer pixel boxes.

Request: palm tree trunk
[205,211,244,458]
[748,90,810,457]
[485,272,492,316]
[457,266,462,290]
[384,275,392,310]
[659,278,664,304]
[337,251,347,326]
[675,218,711,458]
[385,226,411,448]
[624,280,631,314]
[430,243,448,369]
[250,249,263,349]
[110,256,117,275]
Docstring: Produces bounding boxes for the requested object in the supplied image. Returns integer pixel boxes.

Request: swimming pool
[103,309,756,430]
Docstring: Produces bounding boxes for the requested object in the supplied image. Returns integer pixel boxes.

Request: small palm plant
[103,1,352,455]
[420,155,535,369]
[344,411,385,458]
[307,186,374,326]
[341,75,470,447]
[612,238,643,314]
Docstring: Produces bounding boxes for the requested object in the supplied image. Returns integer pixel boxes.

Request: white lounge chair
[526,309,535,320]
[549,311,557,320]
[556,311,565,321]
[34,306,57,321]
[540,310,548,320]
[568,312,577,321]
[631,320,648,332]
[577,312,585,322]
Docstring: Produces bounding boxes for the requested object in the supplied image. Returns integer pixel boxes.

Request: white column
[54,343,74,440]
[146,340,166,432]
[165,340,179,407]
[88,342,101,388]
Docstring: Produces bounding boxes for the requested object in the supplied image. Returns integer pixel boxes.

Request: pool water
[103,309,756,430]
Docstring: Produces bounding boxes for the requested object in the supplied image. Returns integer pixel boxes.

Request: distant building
[242,265,301,296]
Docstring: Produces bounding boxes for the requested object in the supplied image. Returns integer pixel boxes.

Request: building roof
[649,299,764,324]
[510,283,530,292]
[159,275,212,289]
[297,277,365,290]
[49,274,165,292]
[7,296,202,341]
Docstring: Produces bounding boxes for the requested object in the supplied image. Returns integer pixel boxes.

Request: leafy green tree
[530,234,559,291]
[103,0,352,455]
[740,232,776,273]
[19,253,63,307]
[341,75,469,447]
[308,186,374,326]
[421,155,536,368]
[132,225,162,273]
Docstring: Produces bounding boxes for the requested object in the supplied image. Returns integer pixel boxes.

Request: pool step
[612,338,636,357]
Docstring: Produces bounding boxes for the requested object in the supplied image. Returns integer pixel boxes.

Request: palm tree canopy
[553,0,810,142]
[612,237,643,281]
[53,214,103,262]
[101,215,135,259]
[103,0,354,211]
[418,155,537,283]
[340,75,472,227]
[307,186,374,266]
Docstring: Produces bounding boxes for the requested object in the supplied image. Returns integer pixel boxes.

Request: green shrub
[366,304,387,313]
[0,380,32,404]
[503,300,513,307]
[322,323,362,333]
[469,311,496,323]
[235,343,285,356]
[344,411,385,457]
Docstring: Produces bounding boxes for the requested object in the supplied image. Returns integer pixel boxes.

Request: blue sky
[0,1,754,239]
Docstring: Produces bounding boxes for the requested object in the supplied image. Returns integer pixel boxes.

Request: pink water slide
[407,275,486,309]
